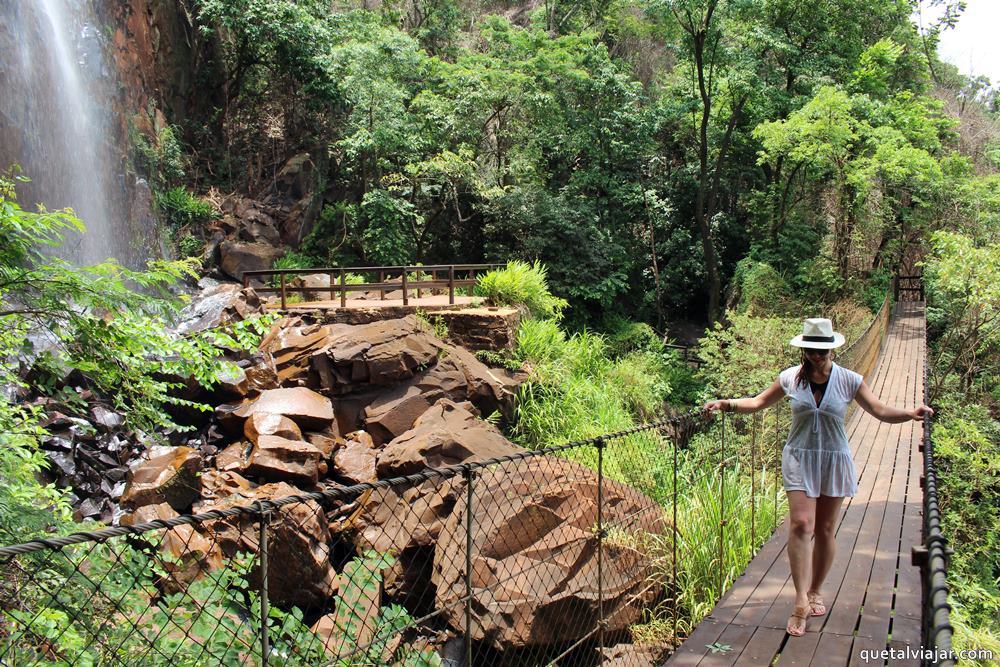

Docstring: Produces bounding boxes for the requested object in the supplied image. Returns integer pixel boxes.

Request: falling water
[0,0,151,268]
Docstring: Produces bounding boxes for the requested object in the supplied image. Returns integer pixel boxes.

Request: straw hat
[789,318,845,349]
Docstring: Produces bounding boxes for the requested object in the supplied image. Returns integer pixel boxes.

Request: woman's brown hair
[796,351,814,388]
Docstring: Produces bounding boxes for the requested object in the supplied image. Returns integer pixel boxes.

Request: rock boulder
[121,447,202,511]
[200,482,337,610]
[233,387,335,430]
[432,456,664,650]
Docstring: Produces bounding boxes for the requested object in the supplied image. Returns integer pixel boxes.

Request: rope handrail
[916,321,955,666]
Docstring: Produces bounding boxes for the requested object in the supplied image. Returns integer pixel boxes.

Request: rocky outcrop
[246,435,324,485]
[120,446,202,511]
[231,387,335,429]
[363,348,522,445]
[432,456,664,650]
[376,400,520,477]
[200,481,337,610]
[121,502,223,592]
[219,240,283,281]
[174,280,265,335]
[331,432,377,484]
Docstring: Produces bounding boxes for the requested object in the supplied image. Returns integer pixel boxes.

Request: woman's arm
[703,379,785,416]
[854,381,934,423]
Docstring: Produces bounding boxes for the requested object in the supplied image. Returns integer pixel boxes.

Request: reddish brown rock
[353,402,520,602]
[376,400,521,477]
[304,427,341,458]
[200,482,336,609]
[121,447,202,511]
[246,435,323,485]
[362,347,521,444]
[435,307,521,352]
[199,470,255,504]
[260,317,442,392]
[121,502,223,592]
[432,456,664,650]
[215,441,250,473]
[233,387,334,429]
[331,432,377,484]
[219,240,282,280]
[243,412,303,444]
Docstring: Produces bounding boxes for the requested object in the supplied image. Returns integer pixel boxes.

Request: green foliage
[0,175,270,544]
[924,231,1000,402]
[931,396,1000,648]
[131,125,186,188]
[475,260,568,320]
[512,318,675,445]
[697,314,802,400]
[156,187,218,229]
[328,550,443,666]
[730,259,794,316]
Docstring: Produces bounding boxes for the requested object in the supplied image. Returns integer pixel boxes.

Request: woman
[702,317,933,637]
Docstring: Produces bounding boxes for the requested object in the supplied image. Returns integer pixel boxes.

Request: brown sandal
[786,605,809,637]
[807,592,827,617]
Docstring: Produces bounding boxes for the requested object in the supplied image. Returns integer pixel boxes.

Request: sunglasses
[803,348,831,357]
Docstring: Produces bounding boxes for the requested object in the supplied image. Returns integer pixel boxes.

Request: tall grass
[475,260,569,319]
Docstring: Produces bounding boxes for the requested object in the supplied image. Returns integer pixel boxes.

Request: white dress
[778,363,863,498]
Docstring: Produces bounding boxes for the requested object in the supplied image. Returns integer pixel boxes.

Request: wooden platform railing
[241,263,504,309]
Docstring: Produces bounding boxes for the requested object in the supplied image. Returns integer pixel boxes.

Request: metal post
[340,268,347,309]
[379,270,386,301]
[258,505,271,666]
[401,268,409,306]
[718,413,727,598]
[596,436,606,665]
[279,272,286,310]
[672,429,678,647]
[449,266,455,305]
[463,467,474,667]
[328,271,335,301]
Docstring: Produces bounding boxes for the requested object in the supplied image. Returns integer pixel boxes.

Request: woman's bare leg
[786,491,815,635]
[808,494,845,612]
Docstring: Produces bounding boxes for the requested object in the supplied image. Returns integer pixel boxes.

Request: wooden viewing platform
[667,301,927,667]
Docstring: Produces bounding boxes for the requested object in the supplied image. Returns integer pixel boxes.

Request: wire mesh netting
[0,409,797,667]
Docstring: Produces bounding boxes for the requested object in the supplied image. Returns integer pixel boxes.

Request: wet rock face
[174,281,265,335]
[431,456,664,651]
[121,446,202,511]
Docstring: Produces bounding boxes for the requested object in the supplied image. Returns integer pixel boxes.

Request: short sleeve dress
[778,363,863,498]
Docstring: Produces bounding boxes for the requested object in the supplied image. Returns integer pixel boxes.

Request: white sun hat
[789,318,845,349]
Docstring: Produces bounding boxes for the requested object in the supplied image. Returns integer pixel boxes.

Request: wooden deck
[666,301,926,667]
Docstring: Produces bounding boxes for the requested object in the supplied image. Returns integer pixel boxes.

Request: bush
[475,260,568,320]
[156,187,217,229]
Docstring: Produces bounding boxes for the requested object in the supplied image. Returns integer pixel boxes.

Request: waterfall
[0,0,152,268]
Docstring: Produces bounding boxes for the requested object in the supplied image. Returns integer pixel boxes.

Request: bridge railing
[914,325,955,667]
[241,263,505,309]
[0,408,798,667]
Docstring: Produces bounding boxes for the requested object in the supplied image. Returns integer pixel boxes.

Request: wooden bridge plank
[731,628,787,667]
[854,306,924,642]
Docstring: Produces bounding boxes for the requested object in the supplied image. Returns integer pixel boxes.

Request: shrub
[475,260,568,320]
[156,187,217,229]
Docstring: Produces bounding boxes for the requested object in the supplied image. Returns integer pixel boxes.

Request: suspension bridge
[0,296,954,667]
